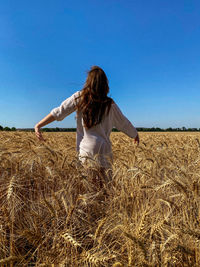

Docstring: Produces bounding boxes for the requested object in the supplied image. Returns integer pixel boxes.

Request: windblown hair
[77,66,113,129]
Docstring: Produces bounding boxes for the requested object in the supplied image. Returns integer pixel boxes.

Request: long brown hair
[76,66,113,129]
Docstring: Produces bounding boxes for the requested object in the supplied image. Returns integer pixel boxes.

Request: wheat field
[0,131,200,266]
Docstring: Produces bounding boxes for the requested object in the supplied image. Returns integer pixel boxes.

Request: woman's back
[51,89,138,167]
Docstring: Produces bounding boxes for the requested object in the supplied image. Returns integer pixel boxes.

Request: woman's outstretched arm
[112,102,139,145]
[34,91,80,141]
[34,113,55,141]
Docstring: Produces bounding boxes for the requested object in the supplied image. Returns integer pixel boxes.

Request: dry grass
[0,131,200,266]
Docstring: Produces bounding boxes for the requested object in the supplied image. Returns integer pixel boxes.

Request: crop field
[0,131,200,266]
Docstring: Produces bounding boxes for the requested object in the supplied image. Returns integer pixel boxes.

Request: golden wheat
[0,131,200,266]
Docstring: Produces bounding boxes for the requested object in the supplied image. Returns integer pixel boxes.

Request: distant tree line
[1,126,200,132]
[0,125,16,131]
[136,127,200,132]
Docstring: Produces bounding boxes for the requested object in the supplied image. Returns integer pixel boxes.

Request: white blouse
[51,91,138,167]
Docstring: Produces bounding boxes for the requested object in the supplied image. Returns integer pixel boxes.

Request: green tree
[166,127,173,131]
[43,128,51,132]
[4,127,11,131]
[0,125,3,131]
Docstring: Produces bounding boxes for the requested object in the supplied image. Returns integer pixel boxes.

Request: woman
[35,66,139,170]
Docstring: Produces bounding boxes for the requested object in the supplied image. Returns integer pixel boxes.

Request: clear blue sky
[1,0,200,128]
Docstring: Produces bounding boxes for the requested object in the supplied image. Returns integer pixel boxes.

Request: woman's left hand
[34,124,45,141]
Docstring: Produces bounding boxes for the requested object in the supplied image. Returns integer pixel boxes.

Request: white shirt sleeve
[50,91,80,121]
[112,102,138,138]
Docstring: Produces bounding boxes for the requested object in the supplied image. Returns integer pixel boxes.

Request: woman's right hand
[134,134,139,146]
